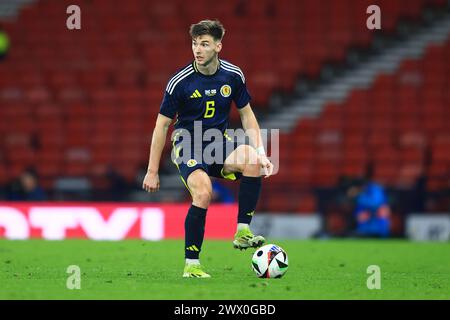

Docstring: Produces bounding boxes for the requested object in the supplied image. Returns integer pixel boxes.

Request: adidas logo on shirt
[190,89,202,98]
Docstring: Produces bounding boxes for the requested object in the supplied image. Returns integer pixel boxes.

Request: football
[251,244,289,278]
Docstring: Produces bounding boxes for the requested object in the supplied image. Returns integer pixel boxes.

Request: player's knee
[193,188,212,207]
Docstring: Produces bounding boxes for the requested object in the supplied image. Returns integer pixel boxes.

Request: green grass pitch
[1,239,449,299]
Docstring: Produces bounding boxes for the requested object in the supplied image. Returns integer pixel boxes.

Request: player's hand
[142,172,160,193]
[259,155,274,178]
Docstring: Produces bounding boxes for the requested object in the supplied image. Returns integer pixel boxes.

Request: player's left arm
[238,103,274,178]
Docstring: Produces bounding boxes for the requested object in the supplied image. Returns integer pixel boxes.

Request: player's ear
[215,41,222,53]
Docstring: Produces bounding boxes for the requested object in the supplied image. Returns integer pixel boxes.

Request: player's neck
[195,57,219,76]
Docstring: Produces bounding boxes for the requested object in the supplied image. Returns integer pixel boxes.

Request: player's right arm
[143,66,186,192]
[142,113,173,193]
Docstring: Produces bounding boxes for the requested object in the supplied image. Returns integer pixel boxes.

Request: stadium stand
[0,0,448,235]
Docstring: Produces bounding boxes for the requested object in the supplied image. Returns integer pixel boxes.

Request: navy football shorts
[171,134,243,187]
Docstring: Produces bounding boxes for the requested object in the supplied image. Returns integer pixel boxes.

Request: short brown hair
[189,19,225,41]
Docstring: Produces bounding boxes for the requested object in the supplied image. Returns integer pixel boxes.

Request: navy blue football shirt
[159,59,251,134]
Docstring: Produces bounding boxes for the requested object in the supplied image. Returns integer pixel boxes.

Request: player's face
[192,35,222,66]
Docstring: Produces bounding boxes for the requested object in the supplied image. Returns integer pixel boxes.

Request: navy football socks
[185,205,207,259]
[237,176,262,224]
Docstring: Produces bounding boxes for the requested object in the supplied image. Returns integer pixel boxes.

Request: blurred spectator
[348,177,391,238]
[105,165,128,201]
[7,169,47,201]
[211,180,235,204]
[0,25,10,61]
[0,184,6,200]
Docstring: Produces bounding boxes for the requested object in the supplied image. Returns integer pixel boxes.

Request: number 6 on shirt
[204,100,215,118]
